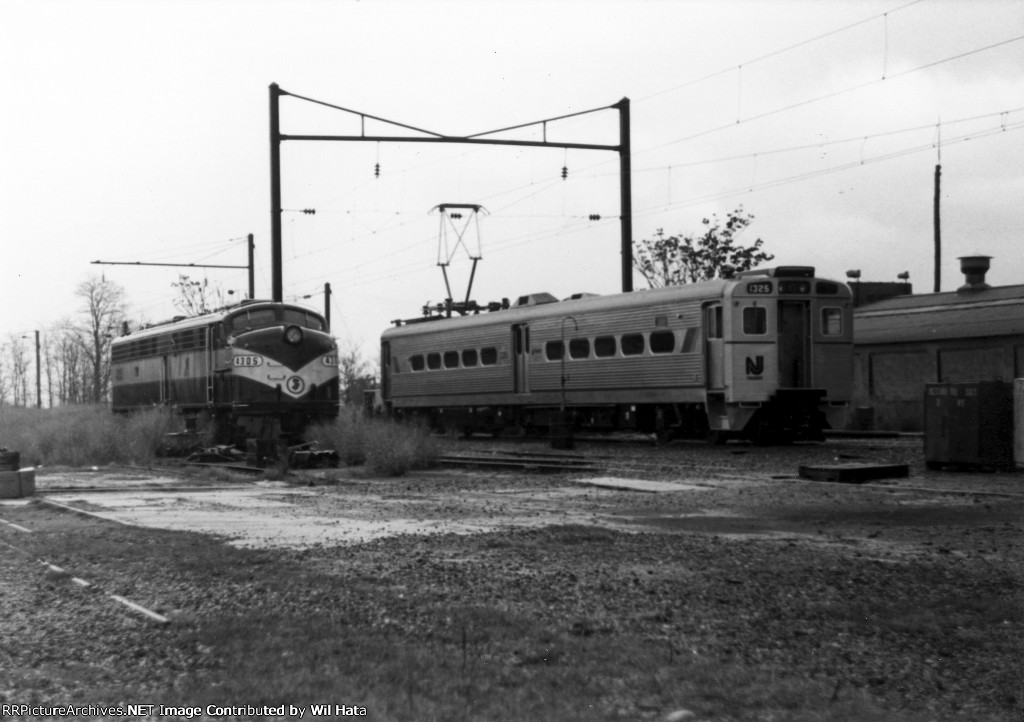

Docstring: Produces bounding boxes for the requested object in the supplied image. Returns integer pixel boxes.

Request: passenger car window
[426,353,441,370]
[822,308,843,336]
[545,341,564,361]
[480,347,497,365]
[594,336,616,358]
[569,338,590,359]
[706,306,723,339]
[462,349,478,367]
[410,355,425,371]
[621,333,645,356]
[443,351,460,368]
[650,330,675,354]
[743,306,767,335]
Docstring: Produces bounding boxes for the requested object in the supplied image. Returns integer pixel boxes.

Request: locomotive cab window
[228,309,277,332]
[283,309,326,331]
[743,306,767,335]
[821,307,844,336]
[594,336,616,358]
[545,341,564,361]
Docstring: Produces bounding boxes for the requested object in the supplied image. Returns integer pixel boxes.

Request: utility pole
[933,163,941,293]
[269,83,284,302]
[324,282,332,331]
[247,233,255,299]
[615,98,633,292]
[34,330,40,409]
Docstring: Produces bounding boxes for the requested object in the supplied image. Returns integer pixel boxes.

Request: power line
[647,33,1024,153]
[636,0,925,104]
[629,106,1024,175]
[636,119,1024,218]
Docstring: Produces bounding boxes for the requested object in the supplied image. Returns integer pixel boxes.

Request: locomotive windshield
[226,306,326,333]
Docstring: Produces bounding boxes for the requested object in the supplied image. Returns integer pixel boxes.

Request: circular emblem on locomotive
[286,376,306,395]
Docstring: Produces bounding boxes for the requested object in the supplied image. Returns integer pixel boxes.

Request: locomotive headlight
[284,325,304,345]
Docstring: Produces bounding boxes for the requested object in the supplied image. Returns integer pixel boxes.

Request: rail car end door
[778,301,810,388]
[512,323,530,393]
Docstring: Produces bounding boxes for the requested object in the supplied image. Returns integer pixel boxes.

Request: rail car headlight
[284,325,304,345]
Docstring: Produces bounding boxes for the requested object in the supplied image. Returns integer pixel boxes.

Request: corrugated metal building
[852,256,1024,431]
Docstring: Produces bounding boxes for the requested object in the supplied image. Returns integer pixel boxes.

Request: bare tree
[0,341,10,406]
[172,274,234,316]
[338,345,377,408]
[75,276,125,404]
[7,335,29,406]
[633,207,774,288]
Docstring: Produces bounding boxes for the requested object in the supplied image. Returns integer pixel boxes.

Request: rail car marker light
[284,325,304,345]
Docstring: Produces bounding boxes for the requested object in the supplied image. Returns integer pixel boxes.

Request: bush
[0,404,178,467]
[305,411,438,476]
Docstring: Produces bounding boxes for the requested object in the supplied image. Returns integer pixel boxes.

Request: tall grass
[0,404,177,467]
[304,409,438,476]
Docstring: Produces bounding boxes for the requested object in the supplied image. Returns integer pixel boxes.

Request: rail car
[111,301,339,445]
[380,266,853,443]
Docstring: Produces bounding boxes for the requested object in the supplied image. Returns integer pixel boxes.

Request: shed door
[512,323,530,393]
[778,301,810,388]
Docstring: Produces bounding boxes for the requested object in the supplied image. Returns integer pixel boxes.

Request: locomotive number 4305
[234,355,264,367]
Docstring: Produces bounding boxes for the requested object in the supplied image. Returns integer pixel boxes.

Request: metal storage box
[924,381,1014,470]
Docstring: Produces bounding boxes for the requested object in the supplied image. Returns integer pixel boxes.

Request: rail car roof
[854,284,1024,344]
[111,301,323,344]
[384,278,751,339]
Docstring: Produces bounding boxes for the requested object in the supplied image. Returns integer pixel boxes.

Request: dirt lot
[0,436,1021,721]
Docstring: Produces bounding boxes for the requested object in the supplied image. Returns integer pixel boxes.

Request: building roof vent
[957,255,992,293]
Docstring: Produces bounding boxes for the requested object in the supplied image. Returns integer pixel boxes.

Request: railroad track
[437,449,602,473]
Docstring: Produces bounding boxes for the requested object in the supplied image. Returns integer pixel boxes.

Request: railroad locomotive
[380,267,853,443]
[111,301,339,445]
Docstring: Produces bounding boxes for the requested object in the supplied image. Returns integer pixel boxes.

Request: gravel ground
[0,436,1021,721]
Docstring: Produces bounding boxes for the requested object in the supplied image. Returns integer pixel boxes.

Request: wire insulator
[374,162,380,178]
[561,166,568,180]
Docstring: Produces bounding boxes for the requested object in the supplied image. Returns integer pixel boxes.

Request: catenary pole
[268,85,634,301]
[269,84,284,302]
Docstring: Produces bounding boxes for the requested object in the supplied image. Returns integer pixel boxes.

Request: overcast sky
[2,0,1022,356]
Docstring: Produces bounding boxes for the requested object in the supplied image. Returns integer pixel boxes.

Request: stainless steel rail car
[380,267,853,443]
[111,301,340,444]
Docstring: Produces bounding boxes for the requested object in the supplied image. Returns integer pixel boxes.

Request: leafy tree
[633,207,774,287]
